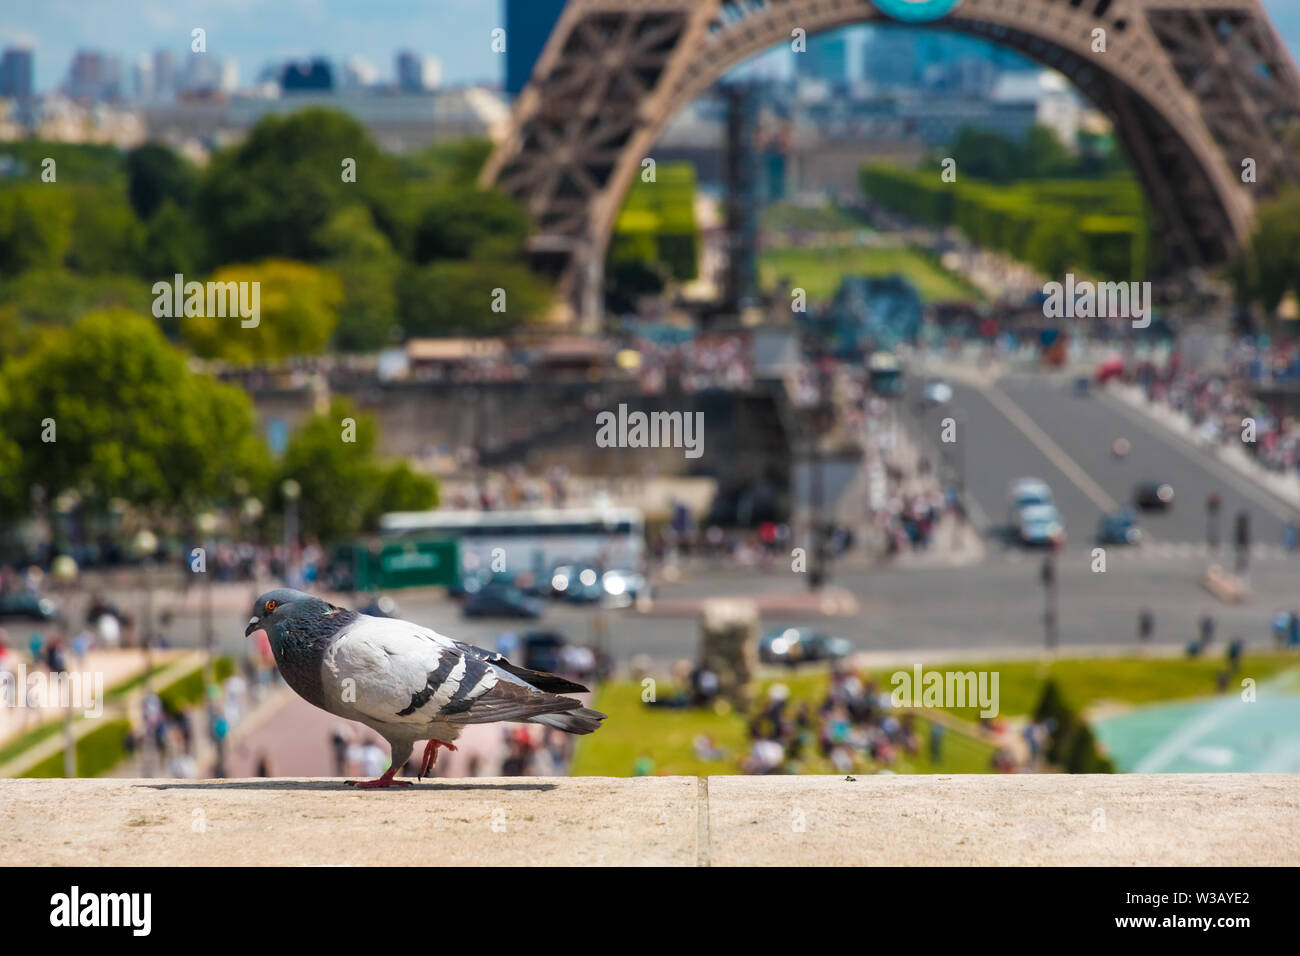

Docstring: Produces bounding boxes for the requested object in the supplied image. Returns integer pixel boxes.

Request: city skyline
[5,0,1300,96]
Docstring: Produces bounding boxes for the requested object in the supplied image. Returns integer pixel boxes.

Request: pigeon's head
[246,588,317,638]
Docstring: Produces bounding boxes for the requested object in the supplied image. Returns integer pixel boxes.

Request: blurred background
[1,0,1300,783]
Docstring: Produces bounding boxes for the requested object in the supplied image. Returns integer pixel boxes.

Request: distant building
[185,55,238,95]
[504,0,567,96]
[281,58,333,93]
[0,48,34,99]
[341,56,379,89]
[395,51,440,93]
[144,85,512,154]
[989,70,1080,147]
[152,50,176,102]
[796,30,851,86]
[865,28,918,89]
[63,50,123,102]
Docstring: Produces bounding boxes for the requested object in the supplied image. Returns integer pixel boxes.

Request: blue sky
[5,0,1300,92]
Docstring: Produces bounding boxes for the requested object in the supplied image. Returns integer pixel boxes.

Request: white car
[1009,478,1065,546]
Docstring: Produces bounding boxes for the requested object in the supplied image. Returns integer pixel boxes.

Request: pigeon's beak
[245,616,261,637]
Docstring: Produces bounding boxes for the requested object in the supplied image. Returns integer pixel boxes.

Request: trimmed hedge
[20,718,133,778]
[15,655,237,778]
[156,655,235,715]
[860,164,1149,281]
[611,162,700,281]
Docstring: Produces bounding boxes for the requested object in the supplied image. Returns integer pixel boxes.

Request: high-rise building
[865,27,918,89]
[504,0,567,97]
[795,30,851,86]
[63,50,123,101]
[131,56,153,102]
[0,47,34,99]
[152,50,176,101]
[395,50,439,92]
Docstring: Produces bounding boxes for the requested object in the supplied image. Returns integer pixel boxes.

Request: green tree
[125,143,198,220]
[1233,188,1300,318]
[314,206,402,352]
[944,127,1020,184]
[196,109,403,265]
[180,259,343,362]
[139,200,207,278]
[0,140,124,185]
[412,186,532,263]
[2,310,269,519]
[0,370,22,516]
[65,186,145,275]
[0,187,74,277]
[277,398,436,544]
[0,269,151,330]
[399,258,552,336]
[1022,125,1076,179]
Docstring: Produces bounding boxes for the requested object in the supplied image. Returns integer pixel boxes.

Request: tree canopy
[1,310,271,519]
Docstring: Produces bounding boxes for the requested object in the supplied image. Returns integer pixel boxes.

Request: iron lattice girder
[486,0,1300,302]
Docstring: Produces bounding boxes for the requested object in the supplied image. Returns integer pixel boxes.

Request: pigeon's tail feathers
[447,681,583,726]
[493,660,590,695]
[529,706,607,735]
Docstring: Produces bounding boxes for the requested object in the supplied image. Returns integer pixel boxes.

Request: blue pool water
[1093,680,1300,773]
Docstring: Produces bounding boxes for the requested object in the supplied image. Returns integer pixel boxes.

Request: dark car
[1134,481,1175,510]
[550,566,604,604]
[463,580,543,619]
[1097,510,1143,545]
[520,631,567,673]
[759,627,852,666]
[0,593,59,622]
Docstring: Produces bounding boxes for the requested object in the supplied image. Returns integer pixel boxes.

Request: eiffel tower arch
[483,0,1300,322]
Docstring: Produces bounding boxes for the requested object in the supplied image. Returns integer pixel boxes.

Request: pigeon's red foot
[419,739,458,779]
[345,766,412,789]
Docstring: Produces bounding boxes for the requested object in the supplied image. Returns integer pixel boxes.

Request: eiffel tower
[484,0,1300,322]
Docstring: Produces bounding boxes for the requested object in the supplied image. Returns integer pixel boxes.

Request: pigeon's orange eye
[265,601,278,612]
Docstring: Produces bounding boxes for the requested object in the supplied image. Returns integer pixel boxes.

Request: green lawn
[570,653,1300,777]
[761,200,867,234]
[571,677,998,777]
[859,654,1300,724]
[759,244,981,304]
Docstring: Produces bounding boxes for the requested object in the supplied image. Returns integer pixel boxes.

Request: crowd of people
[738,672,1005,775]
[1136,339,1300,482]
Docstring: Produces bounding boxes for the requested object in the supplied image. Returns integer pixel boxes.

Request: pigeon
[245,588,606,787]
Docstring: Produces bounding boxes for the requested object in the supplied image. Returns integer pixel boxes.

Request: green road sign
[353,539,459,591]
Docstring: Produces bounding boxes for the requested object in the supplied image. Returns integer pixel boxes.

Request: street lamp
[196,512,217,684]
[130,528,158,777]
[281,479,301,587]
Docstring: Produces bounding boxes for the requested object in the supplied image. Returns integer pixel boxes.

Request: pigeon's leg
[346,740,414,788]
[419,739,459,779]
[345,765,412,789]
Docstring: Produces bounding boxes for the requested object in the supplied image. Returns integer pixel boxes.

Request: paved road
[905,369,1295,552]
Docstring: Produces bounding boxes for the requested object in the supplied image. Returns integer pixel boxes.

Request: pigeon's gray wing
[321,616,500,728]
[449,639,590,695]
